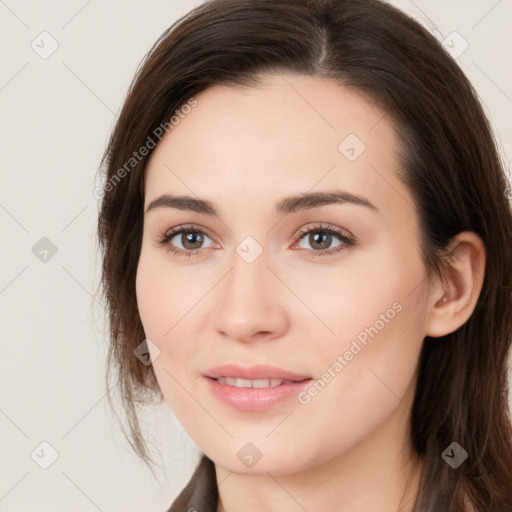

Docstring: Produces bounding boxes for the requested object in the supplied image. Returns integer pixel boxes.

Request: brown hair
[97,0,512,510]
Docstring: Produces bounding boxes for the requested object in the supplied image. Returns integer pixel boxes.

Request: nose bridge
[223,245,270,313]
[225,231,270,295]
[215,242,287,340]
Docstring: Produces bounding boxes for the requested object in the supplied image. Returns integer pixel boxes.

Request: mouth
[203,363,312,382]
[202,364,314,411]
[210,376,308,388]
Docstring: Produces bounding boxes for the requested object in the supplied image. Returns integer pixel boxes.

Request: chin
[204,443,315,477]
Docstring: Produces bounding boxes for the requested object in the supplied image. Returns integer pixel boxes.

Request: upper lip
[203,364,312,381]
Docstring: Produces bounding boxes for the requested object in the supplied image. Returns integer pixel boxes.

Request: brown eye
[306,231,336,251]
[158,225,216,257]
[294,224,355,257]
[177,231,205,250]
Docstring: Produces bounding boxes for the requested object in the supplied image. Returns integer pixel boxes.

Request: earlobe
[425,232,486,338]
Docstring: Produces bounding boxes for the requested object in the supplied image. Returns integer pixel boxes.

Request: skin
[135,73,485,512]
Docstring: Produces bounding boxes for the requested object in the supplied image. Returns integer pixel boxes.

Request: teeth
[216,377,285,388]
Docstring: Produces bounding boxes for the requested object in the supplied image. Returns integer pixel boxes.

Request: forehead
[144,73,411,217]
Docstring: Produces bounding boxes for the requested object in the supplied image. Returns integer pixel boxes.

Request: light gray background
[1,1,511,511]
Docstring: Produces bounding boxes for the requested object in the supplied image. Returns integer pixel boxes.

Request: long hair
[97,1,512,510]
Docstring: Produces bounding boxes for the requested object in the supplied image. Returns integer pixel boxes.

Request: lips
[216,377,292,387]
[203,363,312,382]
[203,365,314,411]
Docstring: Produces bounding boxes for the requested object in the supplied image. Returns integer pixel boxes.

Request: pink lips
[203,364,312,381]
[203,364,313,412]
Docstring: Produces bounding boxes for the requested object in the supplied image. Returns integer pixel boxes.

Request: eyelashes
[295,223,355,257]
[157,222,356,259]
[158,224,217,258]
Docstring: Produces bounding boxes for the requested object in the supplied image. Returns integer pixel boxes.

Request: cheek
[308,313,424,432]
[135,259,190,413]
[288,294,425,474]
[135,247,197,336]
[135,259,164,339]
[135,249,182,370]
[135,249,206,386]
[290,242,424,351]
[299,246,427,406]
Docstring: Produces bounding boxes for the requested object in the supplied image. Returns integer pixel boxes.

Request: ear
[425,231,486,338]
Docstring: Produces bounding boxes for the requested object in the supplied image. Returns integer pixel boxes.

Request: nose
[214,251,289,343]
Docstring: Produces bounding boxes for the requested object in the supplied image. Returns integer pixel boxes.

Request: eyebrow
[145,189,379,216]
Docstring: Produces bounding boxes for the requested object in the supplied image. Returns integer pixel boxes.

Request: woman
[97,0,512,510]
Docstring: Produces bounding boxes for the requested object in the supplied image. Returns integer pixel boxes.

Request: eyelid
[162,223,215,240]
[291,222,355,255]
[157,222,355,257]
[293,222,354,242]
[158,223,218,249]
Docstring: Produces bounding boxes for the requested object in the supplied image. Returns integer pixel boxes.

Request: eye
[293,223,355,257]
[158,222,355,258]
[158,224,216,257]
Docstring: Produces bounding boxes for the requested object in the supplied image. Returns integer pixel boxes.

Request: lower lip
[204,377,313,412]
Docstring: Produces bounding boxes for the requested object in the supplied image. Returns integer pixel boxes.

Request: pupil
[184,232,203,249]
[311,232,331,250]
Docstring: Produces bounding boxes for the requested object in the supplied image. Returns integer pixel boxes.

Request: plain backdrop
[1,1,511,511]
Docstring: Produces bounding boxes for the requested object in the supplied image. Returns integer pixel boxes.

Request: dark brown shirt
[166,454,218,512]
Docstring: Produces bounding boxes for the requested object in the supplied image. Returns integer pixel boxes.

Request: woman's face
[136,73,434,476]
